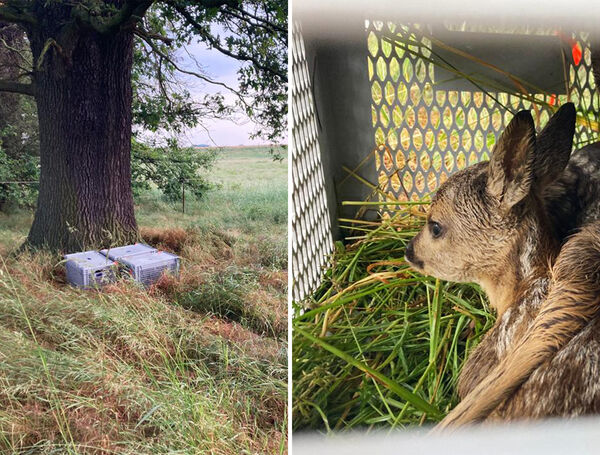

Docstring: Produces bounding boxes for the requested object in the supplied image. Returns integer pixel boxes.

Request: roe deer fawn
[405,103,600,429]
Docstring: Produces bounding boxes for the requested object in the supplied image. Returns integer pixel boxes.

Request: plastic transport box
[64,250,118,288]
[100,243,156,260]
[117,251,180,286]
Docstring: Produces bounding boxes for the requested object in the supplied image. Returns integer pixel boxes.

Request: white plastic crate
[118,251,180,286]
[100,243,156,260]
[64,251,117,288]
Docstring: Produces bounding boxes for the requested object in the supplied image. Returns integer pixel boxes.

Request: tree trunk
[26,18,138,252]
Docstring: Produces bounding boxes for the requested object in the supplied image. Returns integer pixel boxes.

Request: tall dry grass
[0,141,288,455]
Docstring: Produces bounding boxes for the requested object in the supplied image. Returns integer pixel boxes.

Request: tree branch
[0,3,36,25]
[165,1,285,80]
[181,0,237,8]
[135,25,174,44]
[136,32,249,109]
[0,79,34,96]
[0,34,32,68]
[226,4,286,36]
[220,8,286,44]
[72,0,155,34]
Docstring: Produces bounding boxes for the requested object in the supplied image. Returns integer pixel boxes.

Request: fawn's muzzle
[405,239,424,269]
[405,240,415,261]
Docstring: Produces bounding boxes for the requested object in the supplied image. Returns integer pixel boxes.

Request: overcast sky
[174,39,266,147]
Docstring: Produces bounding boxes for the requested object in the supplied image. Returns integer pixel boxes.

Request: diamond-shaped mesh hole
[368,23,600,203]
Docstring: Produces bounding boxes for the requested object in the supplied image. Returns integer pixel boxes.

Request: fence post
[181,180,185,214]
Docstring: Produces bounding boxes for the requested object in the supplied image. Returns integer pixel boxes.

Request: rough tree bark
[25,10,139,252]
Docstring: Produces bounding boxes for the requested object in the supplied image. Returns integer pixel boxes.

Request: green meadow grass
[137,145,287,241]
[0,146,287,454]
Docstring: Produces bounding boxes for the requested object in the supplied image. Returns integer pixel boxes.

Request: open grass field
[0,145,287,454]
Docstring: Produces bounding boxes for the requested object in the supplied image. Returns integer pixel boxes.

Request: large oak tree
[0,0,286,252]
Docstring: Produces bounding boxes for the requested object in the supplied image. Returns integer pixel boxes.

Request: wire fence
[0,180,198,213]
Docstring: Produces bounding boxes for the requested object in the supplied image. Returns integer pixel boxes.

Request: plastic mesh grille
[140,263,178,285]
[291,22,334,302]
[367,22,600,202]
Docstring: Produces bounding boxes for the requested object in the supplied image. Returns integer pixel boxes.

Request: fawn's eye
[429,221,443,239]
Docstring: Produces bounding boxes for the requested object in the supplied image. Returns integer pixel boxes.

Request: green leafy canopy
[131,138,217,202]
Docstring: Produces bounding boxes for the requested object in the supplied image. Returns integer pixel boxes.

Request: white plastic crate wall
[291,22,334,302]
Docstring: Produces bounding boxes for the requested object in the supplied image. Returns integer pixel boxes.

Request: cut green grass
[292,205,493,430]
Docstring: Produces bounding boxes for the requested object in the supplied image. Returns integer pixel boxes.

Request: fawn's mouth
[405,239,424,270]
[405,255,424,271]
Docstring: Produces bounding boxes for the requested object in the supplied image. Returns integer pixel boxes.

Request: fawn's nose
[405,239,415,262]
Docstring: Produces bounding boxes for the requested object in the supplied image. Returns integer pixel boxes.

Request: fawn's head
[405,103,575,288]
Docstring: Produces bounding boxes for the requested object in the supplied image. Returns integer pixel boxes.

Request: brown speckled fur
[493,317,600,420]
[457,226,600,424]
[457,278,548,399]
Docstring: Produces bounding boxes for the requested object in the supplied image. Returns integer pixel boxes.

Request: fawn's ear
[487,110,536,211]
[533,102,576,188]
